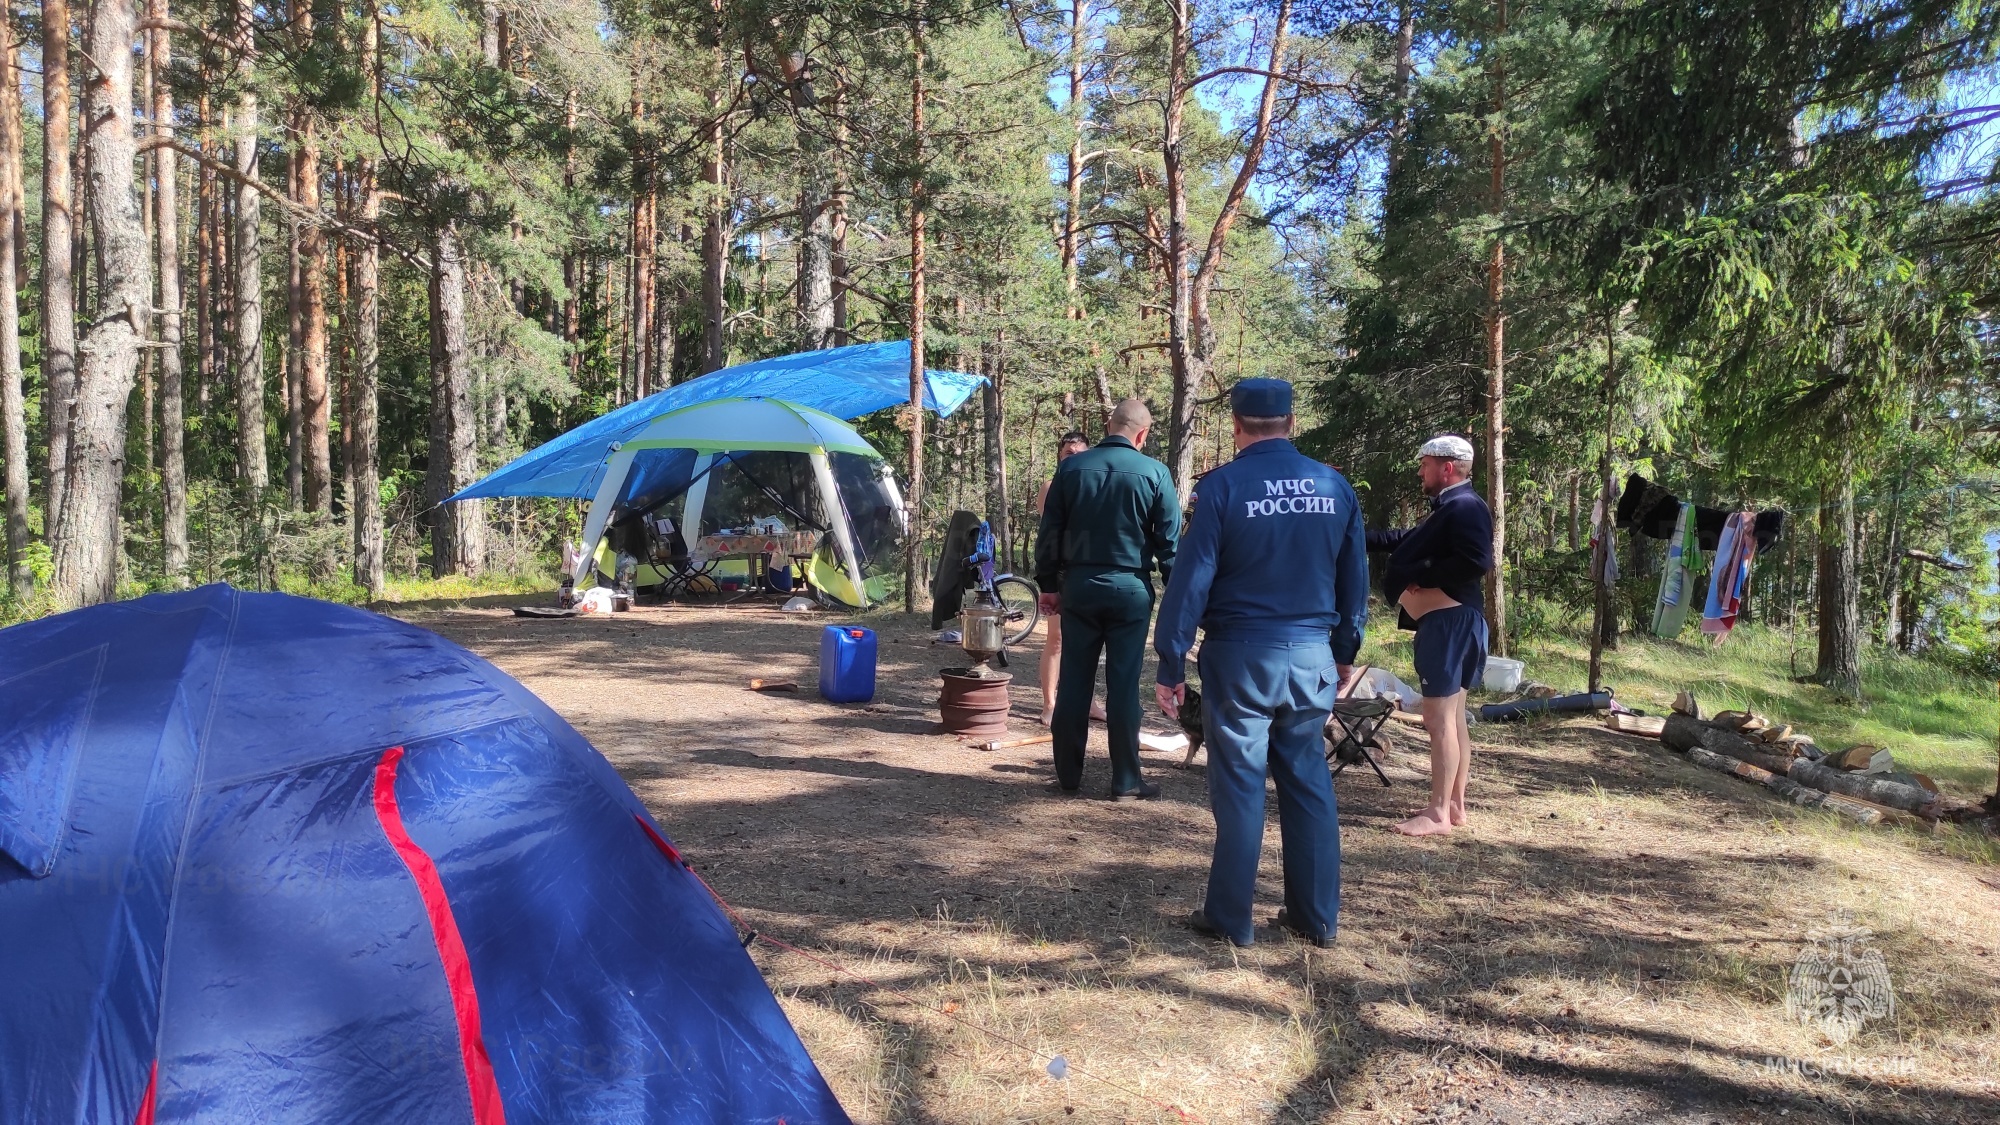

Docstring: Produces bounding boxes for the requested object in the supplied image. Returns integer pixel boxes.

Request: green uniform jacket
[1033,435,1181,595]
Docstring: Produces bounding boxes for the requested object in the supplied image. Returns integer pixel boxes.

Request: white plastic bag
[576,587,614,614]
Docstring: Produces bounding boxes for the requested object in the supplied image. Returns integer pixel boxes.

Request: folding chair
[1325,683,1396,787]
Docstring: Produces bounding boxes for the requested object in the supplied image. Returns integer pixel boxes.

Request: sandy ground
[404,595,2000,1125]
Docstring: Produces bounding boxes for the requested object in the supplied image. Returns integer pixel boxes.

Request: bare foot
[1089,703,1108,722]
[1039,711,1054,727]
[1448,803,1468,827]
[1393,812,1453,836]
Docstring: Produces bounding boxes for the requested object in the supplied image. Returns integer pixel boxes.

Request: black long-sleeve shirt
[1367,481,1494,613]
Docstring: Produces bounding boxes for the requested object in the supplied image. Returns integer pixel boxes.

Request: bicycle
[960,520,1040,646]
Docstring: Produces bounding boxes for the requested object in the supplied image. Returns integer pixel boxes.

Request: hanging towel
[1699,511,1756,640]
[1589,496,1619,584]
[1651,503,1698,638]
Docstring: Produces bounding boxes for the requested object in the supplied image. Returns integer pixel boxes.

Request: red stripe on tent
[133,1061,156,1125]
[635,815,686,866]
[373,746,508,1125]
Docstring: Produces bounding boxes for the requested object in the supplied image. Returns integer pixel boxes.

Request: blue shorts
[1413,604,1489,697]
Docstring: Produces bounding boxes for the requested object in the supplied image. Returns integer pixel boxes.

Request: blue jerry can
[818,625,877,703]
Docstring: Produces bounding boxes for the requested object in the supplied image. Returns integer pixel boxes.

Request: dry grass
[405,596,2000,1124]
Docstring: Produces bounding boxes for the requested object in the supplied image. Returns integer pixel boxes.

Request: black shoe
[1270,908,1336,948]
[1185,908,1252,947]
[1109,780,1161,802]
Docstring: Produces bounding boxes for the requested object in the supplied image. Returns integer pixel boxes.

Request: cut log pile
[1618,703,1949,827]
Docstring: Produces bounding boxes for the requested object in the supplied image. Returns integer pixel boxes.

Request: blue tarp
[454,340,985,502]
[0,586,851,1125]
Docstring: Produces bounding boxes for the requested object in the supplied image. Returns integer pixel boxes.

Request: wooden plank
[971,732,1053,752]
[1606,713,1665,737]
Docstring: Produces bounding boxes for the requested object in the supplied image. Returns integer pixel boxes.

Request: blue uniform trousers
[1197,637,1342,945]
[1052,568,1151,793]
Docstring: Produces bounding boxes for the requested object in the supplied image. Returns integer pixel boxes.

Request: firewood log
[1682,747,1885,826]
[1787,757,1940,817]
[1661,714,1798,773]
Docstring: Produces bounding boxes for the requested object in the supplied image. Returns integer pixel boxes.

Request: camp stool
[658,555,720,601]
[1325,696,1395,787]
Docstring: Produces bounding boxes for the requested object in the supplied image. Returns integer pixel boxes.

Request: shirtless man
[1366,435,1494,836]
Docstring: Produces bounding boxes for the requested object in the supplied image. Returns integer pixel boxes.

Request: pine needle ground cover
[407,600,2000,1123]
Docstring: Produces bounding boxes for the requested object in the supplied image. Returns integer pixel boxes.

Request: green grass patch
[373,568,559,607]
[1357,612,2000,800]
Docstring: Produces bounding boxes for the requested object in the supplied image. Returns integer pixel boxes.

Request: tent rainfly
[451,339,984,504]
[0,586,851,1124]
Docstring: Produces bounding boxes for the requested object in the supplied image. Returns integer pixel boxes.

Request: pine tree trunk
[53,0,147,608]
[233,0,267,496]
[353,7,383,596]
[284,147,303,507]
[0,17,27,598]
[783,50,835,350]
[1062,0,1087,307]
[195,92,214,406]
[981,330,1010,570]
[903,5,926,613]
[152,0,186,582]
[42,0,77,544]
[1388,1,1414,179]
[562,87,580,389]
[1183,0,1289,488]
[299,113,330,511]
[699,49,727,374]
[429,221,482,576]
[830,85,850,348]
[1160,4,1195,493]
[1482,0,1510,656]
[1815,475,1861,698]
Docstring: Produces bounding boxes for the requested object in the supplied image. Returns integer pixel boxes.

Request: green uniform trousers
[1052,567,1152,793]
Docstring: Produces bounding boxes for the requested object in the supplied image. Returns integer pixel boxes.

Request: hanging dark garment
[1614,473,1786,555]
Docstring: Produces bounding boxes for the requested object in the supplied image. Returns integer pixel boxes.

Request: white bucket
[1482,656,1524,693]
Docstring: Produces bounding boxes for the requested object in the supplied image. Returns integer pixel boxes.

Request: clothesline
[1592,473,2000,518]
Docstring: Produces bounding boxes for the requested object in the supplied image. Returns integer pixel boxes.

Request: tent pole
[812,451,869,606]
[576,444,636,585]
[682,452,715,560]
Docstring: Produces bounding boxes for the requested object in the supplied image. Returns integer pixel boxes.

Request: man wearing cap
[1034,399,1180,800]
[1154,378,1368,948]
[1369,435,1494,837]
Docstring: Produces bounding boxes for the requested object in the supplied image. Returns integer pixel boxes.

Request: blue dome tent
[0,586,850,1125]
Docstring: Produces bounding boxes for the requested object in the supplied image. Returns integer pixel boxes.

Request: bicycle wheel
[992,575,1041,646]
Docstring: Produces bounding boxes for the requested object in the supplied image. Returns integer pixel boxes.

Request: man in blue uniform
[1367,434,1494,837]
[1154,379,1368,948]
[1035,399,1180,799]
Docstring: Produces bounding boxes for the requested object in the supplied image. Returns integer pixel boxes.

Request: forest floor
[399,593,2000,1125]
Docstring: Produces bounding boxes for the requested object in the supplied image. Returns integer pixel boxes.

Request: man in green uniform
[1034,399,1181,799]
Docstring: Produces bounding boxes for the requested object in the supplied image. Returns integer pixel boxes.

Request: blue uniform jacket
[1153,439,1370,687]
[1366,481,1495,613]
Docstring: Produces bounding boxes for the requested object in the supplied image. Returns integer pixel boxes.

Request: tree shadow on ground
[417,606,2000,1125]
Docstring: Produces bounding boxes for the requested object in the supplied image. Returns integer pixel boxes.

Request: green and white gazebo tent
[573,397,900,606]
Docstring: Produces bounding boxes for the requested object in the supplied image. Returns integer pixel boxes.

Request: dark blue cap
[1230,378,1293,417]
